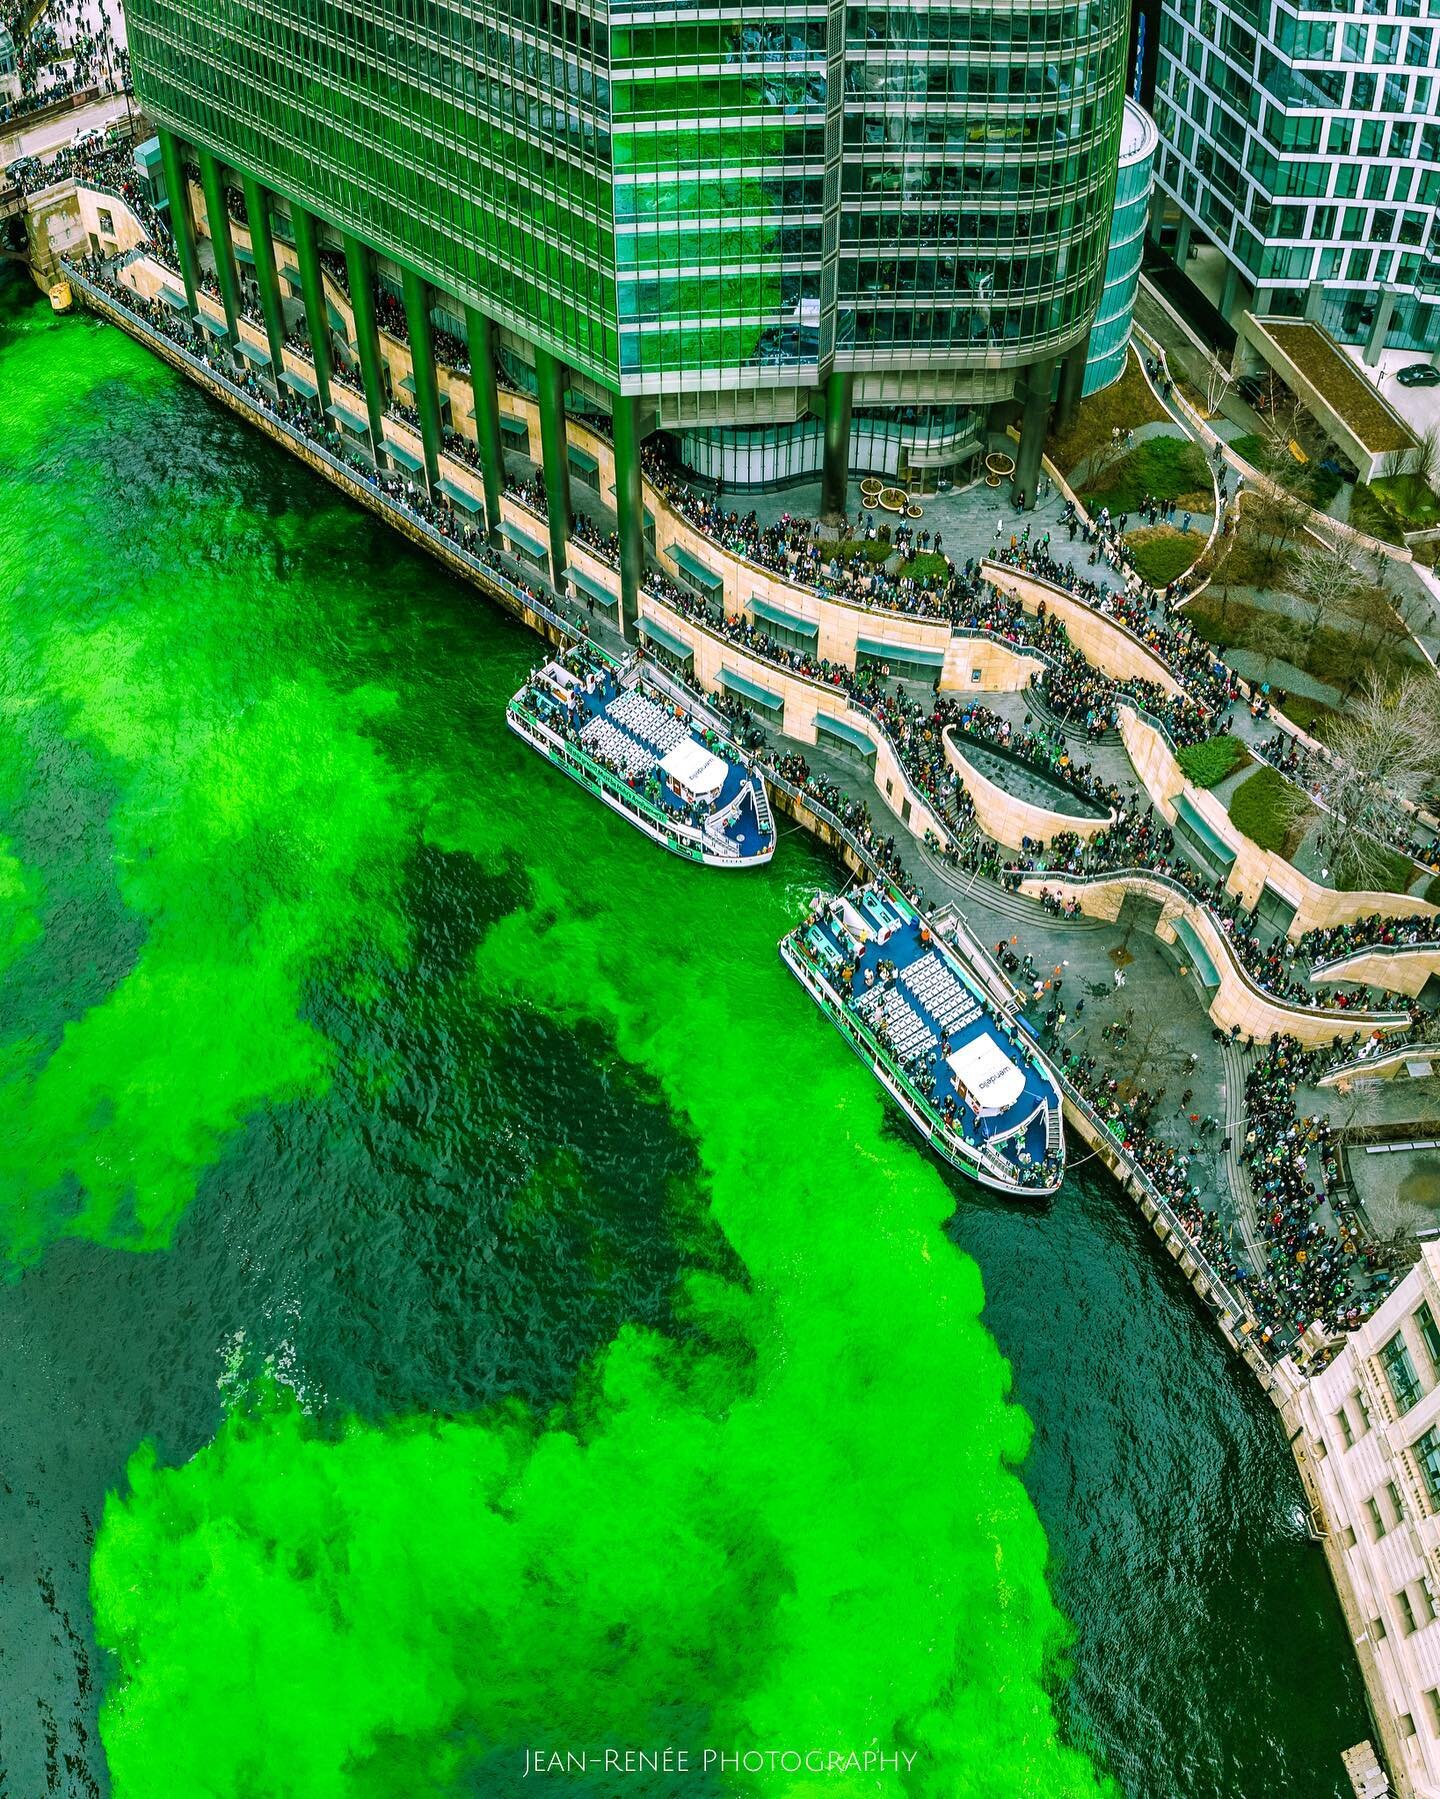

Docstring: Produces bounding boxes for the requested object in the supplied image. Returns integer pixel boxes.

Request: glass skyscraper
[124,0,1127,624]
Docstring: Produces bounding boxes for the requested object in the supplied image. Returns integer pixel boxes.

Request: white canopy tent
[947,1035,1026,1118]
[660,738,727,805]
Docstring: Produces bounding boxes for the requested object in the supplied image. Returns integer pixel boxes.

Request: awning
[1172,914,1221,989]
[500,416,530,442]
[437,477,484,514]
[326,302,345,332]
[502,516,548,559]
[567,445,599,474]
[384,437,423,473]
[660,738,726,802]
[197,311,229,338]
[720,667,784,714]
[567,565,618,607]
[235,244,256,266]
[280,367,318,398]
[282,268,304,293]
[157,284,189,310]
[1176,793,1237,866]
[326,397,369,435]
[399,373,417,394]
[236,338,272,366]
[751,594,817,637]
[639,614,693,661]
[668,543,724,595]
[856,635,945,667]
[947,1035,1025,1118]
[816,712,876,756]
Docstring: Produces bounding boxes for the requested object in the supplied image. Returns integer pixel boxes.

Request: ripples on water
[0,270,1365,1797]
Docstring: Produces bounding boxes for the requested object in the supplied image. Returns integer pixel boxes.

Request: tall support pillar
[534,345,572,589]
[1012,358,1055,510]
[611,392,645,641]
[241,175,286,378]
[197,148,240,346]
[1173,216,1192,266]
[401,265,443,490]
[1364,287,1398,368]
[290,204,332,412]
[820,369,854,521]
[1056,334,1090,432]
[156,128,199,316]
[464,305,504,543]
[1218,261,1242,323]
[343,234,387,457]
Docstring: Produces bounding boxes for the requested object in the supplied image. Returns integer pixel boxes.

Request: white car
[71,127,103,152]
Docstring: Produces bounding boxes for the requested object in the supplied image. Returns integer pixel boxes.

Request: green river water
[0,268,1368,1798]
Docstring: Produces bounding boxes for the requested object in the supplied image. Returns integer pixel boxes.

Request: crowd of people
[1258,732,1440,878]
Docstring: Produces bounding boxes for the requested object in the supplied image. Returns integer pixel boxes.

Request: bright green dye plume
[0,279,1111,1795]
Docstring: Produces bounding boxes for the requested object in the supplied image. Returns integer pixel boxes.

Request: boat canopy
[660,737,727,804]
[947,1035,1026,1117]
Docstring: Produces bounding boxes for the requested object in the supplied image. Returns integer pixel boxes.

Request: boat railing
[509,701,703,846]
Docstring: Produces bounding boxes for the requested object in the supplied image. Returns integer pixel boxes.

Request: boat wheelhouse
[507,643,775,867]
[780,882,1066,1195]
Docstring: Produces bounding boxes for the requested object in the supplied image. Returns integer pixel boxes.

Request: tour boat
[780,882,1066,1194]
[507,643,775,866]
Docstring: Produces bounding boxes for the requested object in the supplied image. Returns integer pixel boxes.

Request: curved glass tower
[123,0,1128,613]
[1085,100,1157,395]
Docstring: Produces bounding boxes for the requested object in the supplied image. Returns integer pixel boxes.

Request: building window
[1382,1333,1424,1413]
[1344,1525,1358,1548]
[1389,1481,1406,1526]
[1417,1303,1440,1369]
[1376,1613,1388,1641]
[1338,1408,1356,1448]
[1356,1389,1373,1436]
[1414,1428,1440,1507]
[1399,1589,1420,1635]
[1428,1689,1440,1733]
[1368,1496,1387,1540]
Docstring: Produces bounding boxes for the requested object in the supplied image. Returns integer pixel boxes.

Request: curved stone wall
[942,728,1115,852]
[980,560,1186,697]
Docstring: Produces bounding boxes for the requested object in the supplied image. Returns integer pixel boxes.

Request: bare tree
[1203,350,1233,419]
[1289,533,1364,648]
[1307,670,1440,889]
[1246,609,1295,680]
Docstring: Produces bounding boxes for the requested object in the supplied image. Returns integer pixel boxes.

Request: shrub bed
[1126,525,1202,585]
[1177,734,1249,789]
[1229,766,1306,855]
[1082,435,1212,515]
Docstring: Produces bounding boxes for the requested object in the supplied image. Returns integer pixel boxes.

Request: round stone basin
[957,736,1112,821]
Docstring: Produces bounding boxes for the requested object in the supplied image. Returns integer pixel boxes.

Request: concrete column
[464,305,504,542]
[290,204,332,411]
[1173,217,1192,266]
[156,128,199,316]
[611,392,645,641]
[1218,260,1242,322]
[820,368,854,520]
[1056,334,1090,431]
[343,234,386,458]
[534,344,572,589]
[241,174,286,379]
[401,265,443,489]
[196,148,240,346]
[1364,288,1398,368]
[1012,358,1055,510]
[1147,187,1167,247]
[1303,282,1327,323]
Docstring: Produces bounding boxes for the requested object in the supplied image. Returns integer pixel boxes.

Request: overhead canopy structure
[947,1035,1026,1118]
[660,737,727,805]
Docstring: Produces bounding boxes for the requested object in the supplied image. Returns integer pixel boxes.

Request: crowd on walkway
[1258,732,1440,877]
[1297,912,1440,966]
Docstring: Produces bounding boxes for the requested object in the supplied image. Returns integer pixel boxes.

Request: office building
[123,0,1128,629]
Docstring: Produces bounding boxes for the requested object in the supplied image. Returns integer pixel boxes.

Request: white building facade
[1150,0,1440,354]
[1295,1240,1440,1799]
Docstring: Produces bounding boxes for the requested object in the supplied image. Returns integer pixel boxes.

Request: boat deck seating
[608,688,689,758]
[900,954,983,1038]
[579,714,658,780]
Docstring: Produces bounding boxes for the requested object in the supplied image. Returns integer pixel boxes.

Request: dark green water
[0,269,1366,1798]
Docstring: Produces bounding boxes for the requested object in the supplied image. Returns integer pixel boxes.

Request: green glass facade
[125,0,1126,543]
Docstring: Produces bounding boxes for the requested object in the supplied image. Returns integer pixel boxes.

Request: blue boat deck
[523,658,771,858]
[803,890,1056,1177]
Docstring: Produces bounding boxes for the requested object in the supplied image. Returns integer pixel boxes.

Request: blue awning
[567,444,599,474]
[751,594,817,637]
[1172,914,1221,989]
[399,373,418,394]
[1177,793,1237,866]
[384,437,423,473]
[282,267,304,293]
[280,367,318,398]
[326,397,369,434]
[500,416,530,442]
[196,311,229,338]
[720,667,784,714]
[437,477,483,513]
[568,565,618,607]
[235,244,256,266]
[856,635,945,667]
[157,284,189,310]
[816,712,876,756]
[502,516,548,559]
[639,614,694,660]
[236,338,271,366]
[668,543,724,594]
